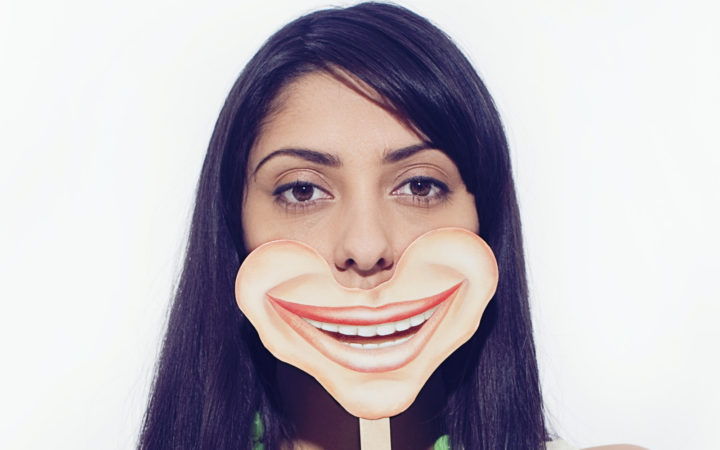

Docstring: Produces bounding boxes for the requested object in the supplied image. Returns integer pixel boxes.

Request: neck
[276,362,445,450]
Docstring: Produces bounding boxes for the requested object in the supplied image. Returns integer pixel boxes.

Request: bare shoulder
[583,445,648,450]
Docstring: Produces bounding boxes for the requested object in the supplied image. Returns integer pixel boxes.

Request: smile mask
[234,227,498,419]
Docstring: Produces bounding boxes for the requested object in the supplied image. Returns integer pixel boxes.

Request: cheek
[241,191,276,252]
[241,196,333,255]
[442,191,480,234]
[392,195,479,241]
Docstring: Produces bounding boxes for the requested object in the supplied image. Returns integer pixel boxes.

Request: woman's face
[242,72,479,289]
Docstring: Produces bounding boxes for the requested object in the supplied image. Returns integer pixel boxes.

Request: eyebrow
[252,142,436,175]
[252,149,341,174]
[381,143,435,163]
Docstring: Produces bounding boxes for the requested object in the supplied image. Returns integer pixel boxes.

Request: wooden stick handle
[359,417,391,450]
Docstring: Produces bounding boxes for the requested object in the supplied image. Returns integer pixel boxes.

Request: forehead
[250,72,424,167]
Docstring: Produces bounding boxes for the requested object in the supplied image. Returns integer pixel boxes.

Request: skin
[242,72,480,449]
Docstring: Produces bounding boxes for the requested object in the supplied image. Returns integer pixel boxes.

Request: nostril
[336,257,393,275]
[377,258,394,271]
[336,258,356,271]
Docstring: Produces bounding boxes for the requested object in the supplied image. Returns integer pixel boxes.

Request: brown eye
[273,181,332,206]
[409,180,432,196]
[291,184,314,202]
[391,176,450,206]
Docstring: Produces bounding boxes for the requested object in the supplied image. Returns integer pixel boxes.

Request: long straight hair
[139,3,547,449]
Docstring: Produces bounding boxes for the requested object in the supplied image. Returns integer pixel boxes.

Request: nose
[332,200,394,289]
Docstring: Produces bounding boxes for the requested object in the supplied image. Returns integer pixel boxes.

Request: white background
[1,1,718,449]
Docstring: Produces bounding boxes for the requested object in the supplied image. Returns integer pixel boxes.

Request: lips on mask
[235,227,498,419]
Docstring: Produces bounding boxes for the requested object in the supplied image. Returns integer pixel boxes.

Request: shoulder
[547,441,647,450]
[583,445,648,450]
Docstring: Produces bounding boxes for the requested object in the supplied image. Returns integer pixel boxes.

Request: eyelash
[272,181,333,211]
[391,176,450,207]
[272,176,450,211]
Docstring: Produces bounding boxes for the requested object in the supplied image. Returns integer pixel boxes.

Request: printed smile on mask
[268,282,460,351]
[305,304,439,349]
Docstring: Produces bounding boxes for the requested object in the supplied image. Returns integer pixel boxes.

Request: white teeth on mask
[376,323,396,336]
[302,305,439,340]
[347,335,412,349]
[394,318,411,332]
[337,324,358,336]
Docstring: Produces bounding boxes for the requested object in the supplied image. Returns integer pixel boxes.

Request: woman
[139,3,625,449]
